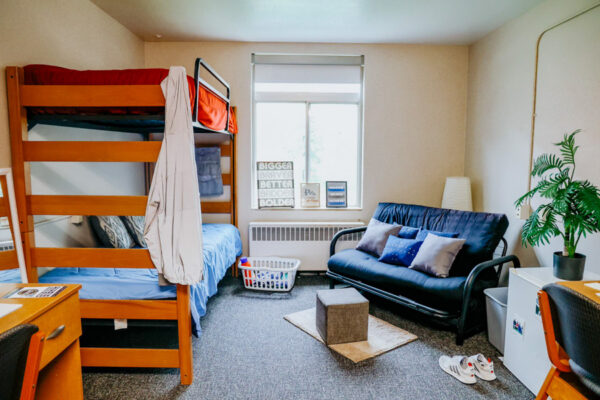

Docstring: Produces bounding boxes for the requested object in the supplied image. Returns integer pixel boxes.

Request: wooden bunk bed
[5,59,238,385]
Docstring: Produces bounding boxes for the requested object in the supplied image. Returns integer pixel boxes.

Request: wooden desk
[558,280,600,304]
[0,284,83,400]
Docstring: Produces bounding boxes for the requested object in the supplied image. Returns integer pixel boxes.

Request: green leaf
[539,170,569,199]
[521,204,561,247]
[576,181,600,229]
[515,179,554,208]
[555,130,580,166]
[531,153,564,177]
[515,186,541,208]
[515,169,570,209]
[551,187,569,214]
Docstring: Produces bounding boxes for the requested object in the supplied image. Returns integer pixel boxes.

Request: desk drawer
[32,293,82,369]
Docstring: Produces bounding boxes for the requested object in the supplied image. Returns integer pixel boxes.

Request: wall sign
[301,183,320,208]
[257,161,295,208]
[326,181,347,208]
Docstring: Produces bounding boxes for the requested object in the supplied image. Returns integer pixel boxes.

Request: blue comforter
[0,268,21,283]
[35,223,242,335]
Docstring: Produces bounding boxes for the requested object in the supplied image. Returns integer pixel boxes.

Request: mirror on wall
[0,168,27,283]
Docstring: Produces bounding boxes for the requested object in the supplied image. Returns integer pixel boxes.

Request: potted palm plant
[515,130,600,280]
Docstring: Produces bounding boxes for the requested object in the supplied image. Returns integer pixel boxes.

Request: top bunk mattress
[23,65,238,133]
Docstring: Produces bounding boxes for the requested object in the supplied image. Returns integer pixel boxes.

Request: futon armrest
[329,226,367,256]
[460,255,521,317]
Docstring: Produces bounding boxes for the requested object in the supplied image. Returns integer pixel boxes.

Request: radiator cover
[248,221,364,271]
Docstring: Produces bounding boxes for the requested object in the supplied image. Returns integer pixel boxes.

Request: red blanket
[24,65,237,133]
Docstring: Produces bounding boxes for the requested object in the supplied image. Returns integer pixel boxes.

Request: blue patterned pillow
[397,226,420,239]
[89,216,135,249]
[415,229,459,241]
[378,236,424,266]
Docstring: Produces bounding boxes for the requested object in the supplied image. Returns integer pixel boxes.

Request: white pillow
[409,233,465,278]
[355,218,402,257]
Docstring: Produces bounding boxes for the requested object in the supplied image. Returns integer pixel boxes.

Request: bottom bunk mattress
[39,223,242,335]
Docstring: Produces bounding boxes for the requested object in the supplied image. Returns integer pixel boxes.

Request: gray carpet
[83,275,534,400]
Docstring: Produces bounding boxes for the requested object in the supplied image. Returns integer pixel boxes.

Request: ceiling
[91,0,543,45]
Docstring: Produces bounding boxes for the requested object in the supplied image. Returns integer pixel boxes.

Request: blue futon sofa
[327,202,521,344]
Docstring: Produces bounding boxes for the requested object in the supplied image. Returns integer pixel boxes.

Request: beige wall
[145,42,469,252]
[6,0,595,271]
[0,0,145,167]
[465,0,600,270]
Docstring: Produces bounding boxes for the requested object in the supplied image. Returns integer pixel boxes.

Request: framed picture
[326,181,347,208]
[301,183,320,208]
[256,161,295,208]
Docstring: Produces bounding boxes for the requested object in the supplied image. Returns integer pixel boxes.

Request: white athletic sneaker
[468,354,497,381]
[439,355,477,384]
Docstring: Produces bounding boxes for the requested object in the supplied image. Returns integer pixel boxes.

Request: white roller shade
[254,64,361,85]
[253,54,363,102]
[252,53,363,66]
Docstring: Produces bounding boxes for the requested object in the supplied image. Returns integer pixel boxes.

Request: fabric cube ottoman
[316,288,369,345]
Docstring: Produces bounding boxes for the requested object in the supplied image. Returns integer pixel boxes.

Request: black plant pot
[553,251,586,281]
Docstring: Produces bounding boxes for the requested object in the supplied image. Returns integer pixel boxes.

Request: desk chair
[0,324,45,400]
[537,284,600,400]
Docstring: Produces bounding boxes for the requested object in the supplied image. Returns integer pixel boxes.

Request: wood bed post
[231,107,239,277]
[231,107,238,228]
[176,284,193,385]
[5,67,37,282]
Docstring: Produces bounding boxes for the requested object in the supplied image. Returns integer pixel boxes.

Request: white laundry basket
[238,257,300,292]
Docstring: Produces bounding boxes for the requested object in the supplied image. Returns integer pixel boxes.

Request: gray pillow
[121,216,147,248]
[356,219,402,257]
[409,233,466,278]
[89,216,135,249]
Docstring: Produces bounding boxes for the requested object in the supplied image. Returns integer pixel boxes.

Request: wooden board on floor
[284,308,417,363]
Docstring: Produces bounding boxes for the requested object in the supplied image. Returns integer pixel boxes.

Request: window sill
[251,206,362,211]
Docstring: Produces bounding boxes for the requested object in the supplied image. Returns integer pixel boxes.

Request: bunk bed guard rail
[193,58,231,134]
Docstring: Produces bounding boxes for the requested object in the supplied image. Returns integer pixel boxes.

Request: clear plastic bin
[484,286,508,353]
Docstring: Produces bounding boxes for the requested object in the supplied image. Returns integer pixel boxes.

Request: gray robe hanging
[144,66,204,285]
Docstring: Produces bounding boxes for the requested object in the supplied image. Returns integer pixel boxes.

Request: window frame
[250,57,365,210]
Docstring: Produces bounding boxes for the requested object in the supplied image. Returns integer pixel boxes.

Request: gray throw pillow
[409,233,466,278]
[89,216,135,249]
[356,219,402,257]
[121,216,147,248]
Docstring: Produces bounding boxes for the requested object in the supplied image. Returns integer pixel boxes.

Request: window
[252,54,364,208]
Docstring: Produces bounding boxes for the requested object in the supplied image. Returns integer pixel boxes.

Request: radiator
[248,221,365,271]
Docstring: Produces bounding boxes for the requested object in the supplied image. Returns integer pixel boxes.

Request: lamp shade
[442,177,473,211]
